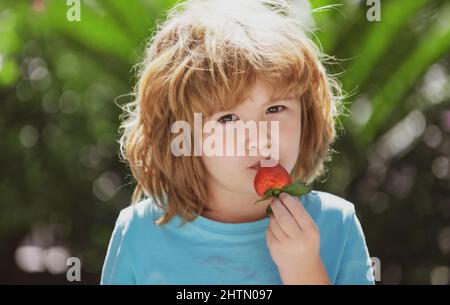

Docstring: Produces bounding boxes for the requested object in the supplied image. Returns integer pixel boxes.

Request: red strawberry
[254,163,292,197]
[253,162,312,216]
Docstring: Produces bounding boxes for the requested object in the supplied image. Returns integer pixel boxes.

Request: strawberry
[253,163,312,216]
[254,163,292,197]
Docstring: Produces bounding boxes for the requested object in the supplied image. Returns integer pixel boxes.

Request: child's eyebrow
[212,97,298,116]
[266,97,297,105]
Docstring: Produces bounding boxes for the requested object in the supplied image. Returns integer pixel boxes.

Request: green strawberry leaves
[278,182,311,196]
[254,181,312,216]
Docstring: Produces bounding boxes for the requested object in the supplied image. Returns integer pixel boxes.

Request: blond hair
[118,0,344,226]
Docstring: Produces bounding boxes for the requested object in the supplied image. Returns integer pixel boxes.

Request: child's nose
[247,142,271,156]
[246,130,272,158]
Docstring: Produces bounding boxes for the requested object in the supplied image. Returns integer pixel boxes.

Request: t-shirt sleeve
[100,210,135,285]
[335,211,375,285]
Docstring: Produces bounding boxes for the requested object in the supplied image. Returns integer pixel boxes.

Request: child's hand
[266,192,330,285]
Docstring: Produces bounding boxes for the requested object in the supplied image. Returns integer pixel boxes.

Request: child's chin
[246,169,258,180]
[244,183,258,197]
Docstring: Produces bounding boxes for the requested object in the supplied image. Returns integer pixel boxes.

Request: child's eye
[217,114,239,124]
[266,105,286,114]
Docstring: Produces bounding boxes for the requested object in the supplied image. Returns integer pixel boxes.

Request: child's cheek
[278,115,301,164]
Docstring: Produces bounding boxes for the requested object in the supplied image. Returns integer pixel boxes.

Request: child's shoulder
[303,190,357,223]
[113,197,165,233]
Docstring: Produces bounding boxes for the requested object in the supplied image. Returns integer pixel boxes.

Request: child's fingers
[278,192,316,231]
[278,192,305,228]
[270,198,303,237]
[269,215,288,241]
[266,225,278,246]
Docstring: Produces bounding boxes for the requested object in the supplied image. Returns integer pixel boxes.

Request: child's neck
[202,183,268,224]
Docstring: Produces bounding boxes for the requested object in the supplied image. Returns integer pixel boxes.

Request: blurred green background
[0,0,449,284]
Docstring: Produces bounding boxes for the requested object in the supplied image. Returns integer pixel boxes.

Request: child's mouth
[248,161,261,171]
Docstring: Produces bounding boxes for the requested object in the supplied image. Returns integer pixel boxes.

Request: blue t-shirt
[100,190,375,284]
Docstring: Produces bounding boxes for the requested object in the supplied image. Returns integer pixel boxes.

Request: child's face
[201,78,301,198]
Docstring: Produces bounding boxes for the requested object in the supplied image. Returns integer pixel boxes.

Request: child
[101,0,374,285]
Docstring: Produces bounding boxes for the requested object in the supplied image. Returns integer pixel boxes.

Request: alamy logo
[368,257,382,282]
[171,112,280,166]
[66,257,81,282]
[66,0,81,22]
[366,0,381,22]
